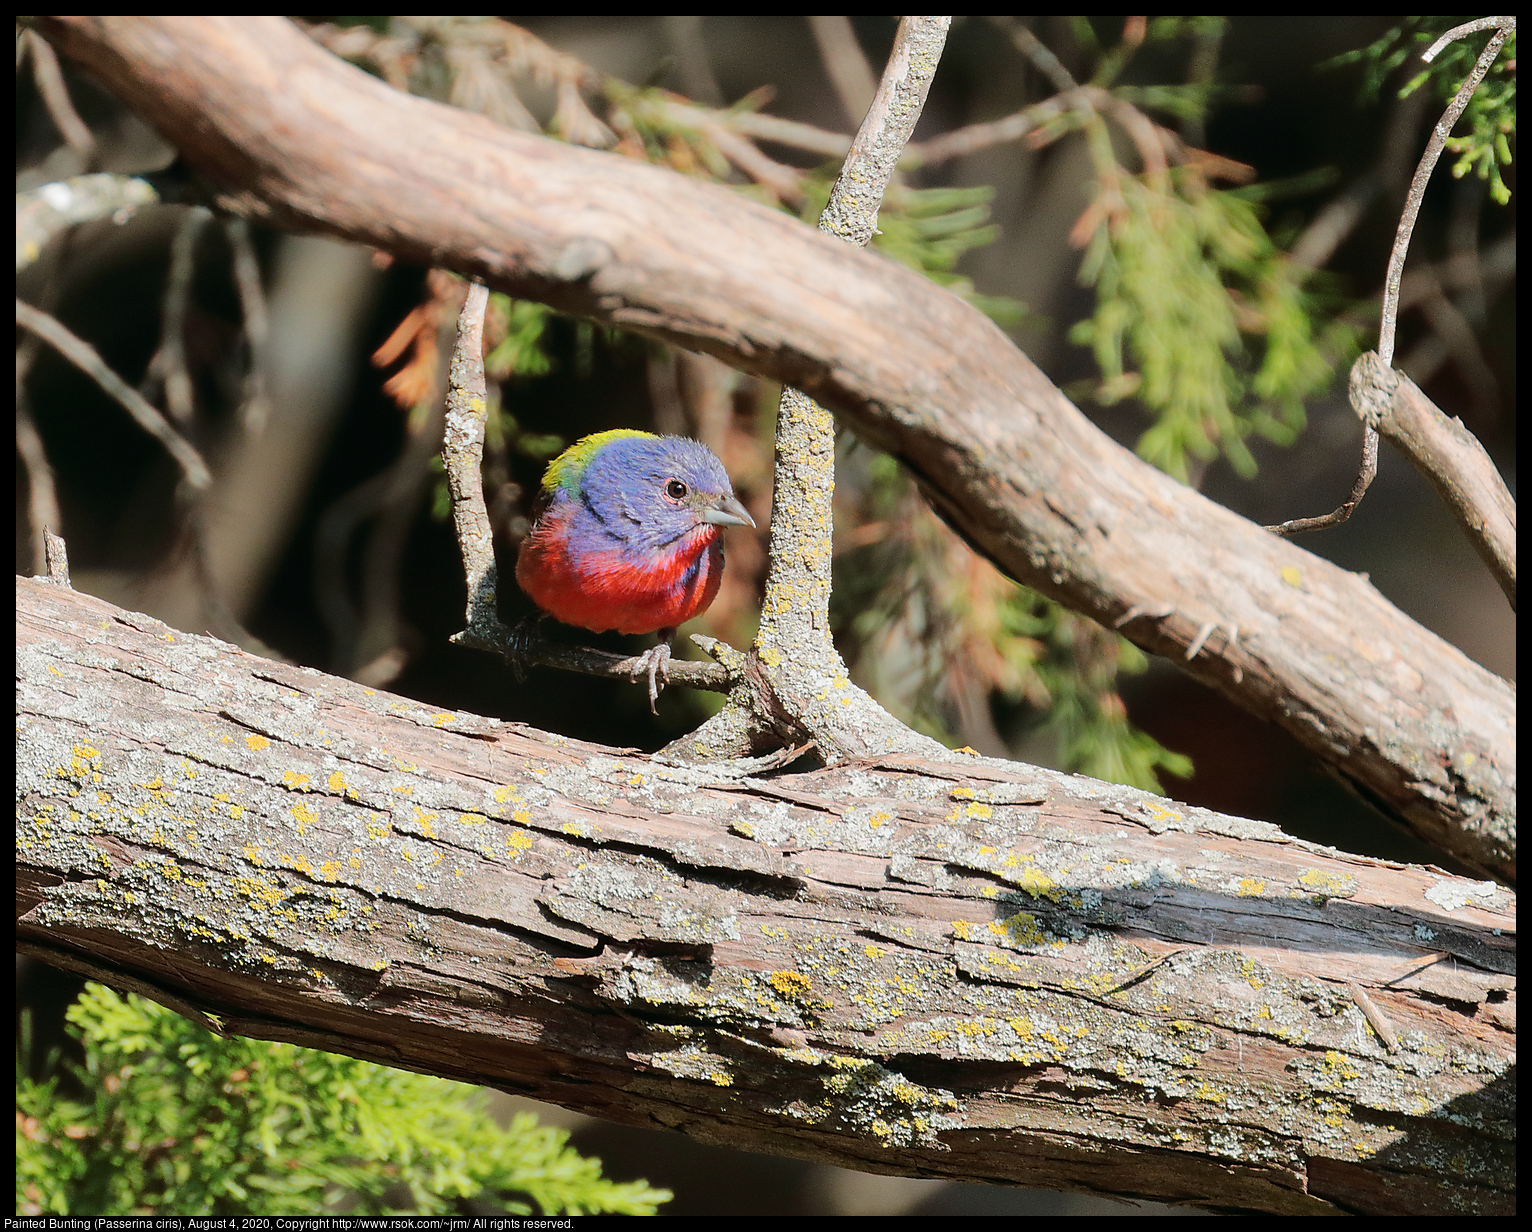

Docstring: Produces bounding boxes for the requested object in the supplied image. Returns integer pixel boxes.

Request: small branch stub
[1349,351,1515,608]
[42,528,72,587]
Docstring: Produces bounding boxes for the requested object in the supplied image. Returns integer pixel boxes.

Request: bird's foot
[503,615,548,683]
[629,635,674,715]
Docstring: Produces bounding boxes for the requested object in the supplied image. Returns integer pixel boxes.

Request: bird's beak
[699,493,756,529]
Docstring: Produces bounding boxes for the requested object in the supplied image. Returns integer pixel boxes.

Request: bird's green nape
[540,428,659,497]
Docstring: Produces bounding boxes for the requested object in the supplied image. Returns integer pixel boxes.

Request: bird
[514,429,756,712]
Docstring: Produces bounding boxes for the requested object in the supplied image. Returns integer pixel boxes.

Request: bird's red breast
[515,502,724,635]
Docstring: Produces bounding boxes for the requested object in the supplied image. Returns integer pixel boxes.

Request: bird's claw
[630,640,673,715]
[503,616,544,683]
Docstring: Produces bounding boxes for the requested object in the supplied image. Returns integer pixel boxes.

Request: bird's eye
[665,479,689,501]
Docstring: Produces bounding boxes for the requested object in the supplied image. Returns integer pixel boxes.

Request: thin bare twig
[443,281,497,635]
[1270,18,1513,538]
[987,16,1079,93]
[1102,94,1171,191]
[905,75,1233,191]
[142,205,213,424]
[1379,20,1512,365]
[15,298,211,489]
[42,527,71,586]
[1348,983,1401,1054]
[223,217,272,435]
[1264,416,1380,538]
[695,117,805,203]
[905,90,1081,169]
[1421,17,1514,63]
[723,110,851,159]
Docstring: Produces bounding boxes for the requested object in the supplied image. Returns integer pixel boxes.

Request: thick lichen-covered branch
[17,577,1516,1214]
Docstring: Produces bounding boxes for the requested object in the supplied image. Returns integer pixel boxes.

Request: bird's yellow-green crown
[540,429,658,497]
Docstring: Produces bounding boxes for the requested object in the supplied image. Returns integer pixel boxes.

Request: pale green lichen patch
[891,826,1109,905]
[951,909,1059,952]
[645,1037,735,1087]
[601,953,830,1028]
[729,797,905,857]
[540,855,741,945]
[793,939,956,1029]
[765,1053,961,1150]
[877,1005,1086,1067]
[535,759,621,809]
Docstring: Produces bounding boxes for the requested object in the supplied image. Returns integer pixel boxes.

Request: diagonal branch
[15,297,211,489]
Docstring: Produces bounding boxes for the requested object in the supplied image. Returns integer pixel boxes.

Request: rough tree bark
[16,578,1516,1215]
[29,16,1515,883]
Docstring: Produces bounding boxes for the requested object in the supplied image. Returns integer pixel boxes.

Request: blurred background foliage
[18,984,670,1216]
[17,15,1515,1217]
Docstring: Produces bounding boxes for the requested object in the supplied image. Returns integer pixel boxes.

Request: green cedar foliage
[17,984,671,1217]
[1069,169,1355,481]
[1059,18,1362,482]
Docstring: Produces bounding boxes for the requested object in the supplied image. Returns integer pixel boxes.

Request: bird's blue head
[544,430,754,557]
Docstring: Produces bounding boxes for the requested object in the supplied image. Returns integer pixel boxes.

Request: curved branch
[33,16,1513,880]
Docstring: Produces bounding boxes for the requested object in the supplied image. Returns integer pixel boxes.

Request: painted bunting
[515,429,756,711]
